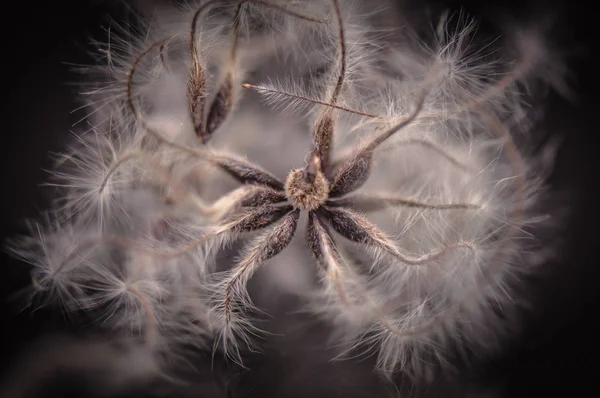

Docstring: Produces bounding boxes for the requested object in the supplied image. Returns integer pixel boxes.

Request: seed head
[285,168,330,210]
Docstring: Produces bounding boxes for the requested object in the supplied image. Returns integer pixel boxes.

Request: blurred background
[1,0,598,396]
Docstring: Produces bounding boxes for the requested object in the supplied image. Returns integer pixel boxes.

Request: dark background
[1,0,598,396]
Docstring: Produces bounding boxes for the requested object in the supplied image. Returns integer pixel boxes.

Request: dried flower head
[7,0,563,381]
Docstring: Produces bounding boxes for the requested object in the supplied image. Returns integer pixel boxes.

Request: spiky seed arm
[306,211,350,305]
[206,152,284,190]
[218,204,293,235]
[306,213,446,338]
[131,97,285,189]
[328,74,433,197]
[129,203,292,255]
[319,206,474,266]
[137,203,291,255]
[204,74,234,140]
[186,185,286,221]
[201,1,244,141]
[127,38,168,122]
[159,147,284,190]
[308,0,346,173]
[188,0,223,142]
[328,151,371,197]
[310,115,335,175]
[306,211,335,271]
[223,208,300,322]
[188,59,207,142]
[329,194,480,213]
[239,186,287,207]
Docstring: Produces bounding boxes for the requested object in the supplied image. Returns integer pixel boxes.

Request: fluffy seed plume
[7,0,563,382]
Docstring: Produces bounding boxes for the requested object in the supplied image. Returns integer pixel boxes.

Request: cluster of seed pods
[9,0,559,380]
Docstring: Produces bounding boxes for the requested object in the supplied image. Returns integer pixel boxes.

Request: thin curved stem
[98,151,169,193]
[330,138,474,173]
[242,83,379,118]
[329,193,480,213]
[127,39,201,156]
[414,57,535,123]
[307,212,450,340]
[481,109,526,239]
[328,66,443,197]
[240,0,328,23]
[54,233,215,279]
[190,0,222,59]
[127,286,159,347]
[52,205,292,281]
[320,206,476,266]
[359,77,532,341]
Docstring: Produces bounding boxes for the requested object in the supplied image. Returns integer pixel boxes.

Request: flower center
[285,169,329,211]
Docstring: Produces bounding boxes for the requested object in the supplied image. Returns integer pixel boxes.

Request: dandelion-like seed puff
[8,0,562,379]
